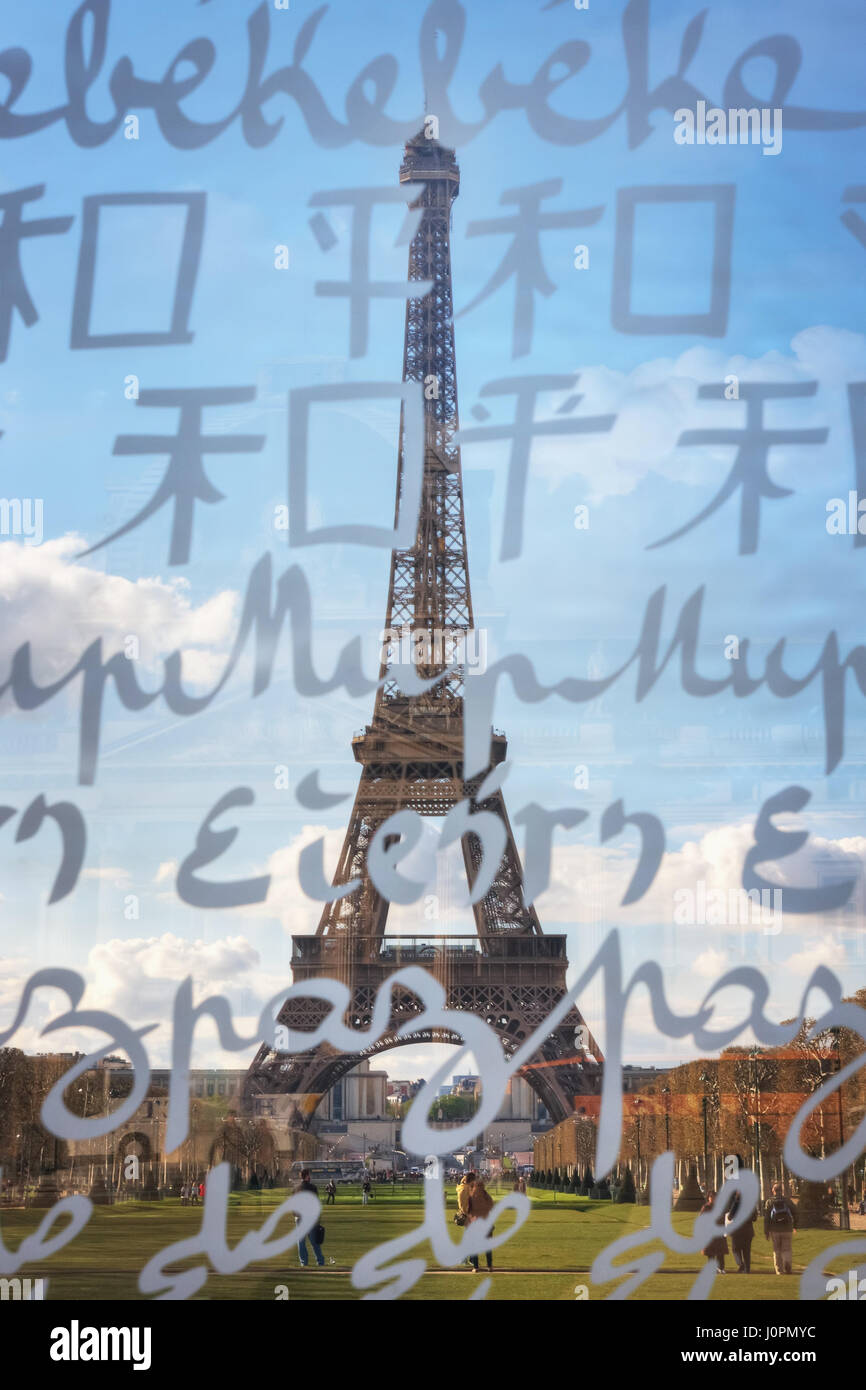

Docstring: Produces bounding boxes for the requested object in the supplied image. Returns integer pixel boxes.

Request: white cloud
[0,933,280,1067]
[537,818,866,932]
[0,536,238,692]
[692,947,729,979]
[237,824,358,933]
[229,810,866,941]
[0,953,34,1015]
[466,327,866,503]
[82,866,131,884]
[784,938,848,977]
[85,932,261,1020]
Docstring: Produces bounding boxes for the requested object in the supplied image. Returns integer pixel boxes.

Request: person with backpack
[295,1168,325,1268]
[362,1172,371,1206]
[763,1183,797,1274]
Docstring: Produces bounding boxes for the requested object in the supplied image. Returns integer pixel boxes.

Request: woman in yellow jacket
[457,1172,475,1219]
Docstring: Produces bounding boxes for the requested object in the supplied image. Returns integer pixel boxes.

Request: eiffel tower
[244,128,602,1123]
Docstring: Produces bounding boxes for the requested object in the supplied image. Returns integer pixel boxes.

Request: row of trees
[0,1050,318,1191]
[0,1047,128,1182]
[529,1166,636,1201]
[619,998,866,1196]
[534,989,866,1204]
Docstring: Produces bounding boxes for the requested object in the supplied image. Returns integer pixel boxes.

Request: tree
[430,1094,477,1122]
[797,1182,835,1229]
[614,1166,636,1203]
[212,1118,275,1182]
[0,1048,29,1167]
[721,1049,781,1195]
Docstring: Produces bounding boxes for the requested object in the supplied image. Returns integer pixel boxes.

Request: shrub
[614,1167,636,1203]
[795,1183,834,1229]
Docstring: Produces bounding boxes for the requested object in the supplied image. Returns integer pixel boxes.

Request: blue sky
[1,0,866,1078]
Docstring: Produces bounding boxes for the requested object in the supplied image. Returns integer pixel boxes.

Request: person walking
[325,1179,336,1206]
[763,1183,797,1274]
[467,1174,496,1274]
[295,1168,325,1268]
[700,1190,728,1274]
[724,1189,756,1273]
[457,1171,474,1221]
[362,1172,371,1206]
[456,1171,475,1264]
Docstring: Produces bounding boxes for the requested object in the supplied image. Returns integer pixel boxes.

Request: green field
[4,1184,861,1301]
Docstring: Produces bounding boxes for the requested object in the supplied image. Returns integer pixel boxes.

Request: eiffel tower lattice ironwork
[244,129,603,1122]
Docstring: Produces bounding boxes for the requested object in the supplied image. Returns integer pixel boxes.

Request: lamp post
[73,1084,90,1189]
[699,1071,710,1190]
[661,1086,671,1152]
[24,1124,33,1206]
[556,1125,564,1196]
[633,1099,643,1201]
[750,1048,763,1200]
[829,1031,851,1231]
[161,1095,168,1191]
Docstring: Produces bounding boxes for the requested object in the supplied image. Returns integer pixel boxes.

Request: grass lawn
[4,1183,861,1301]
